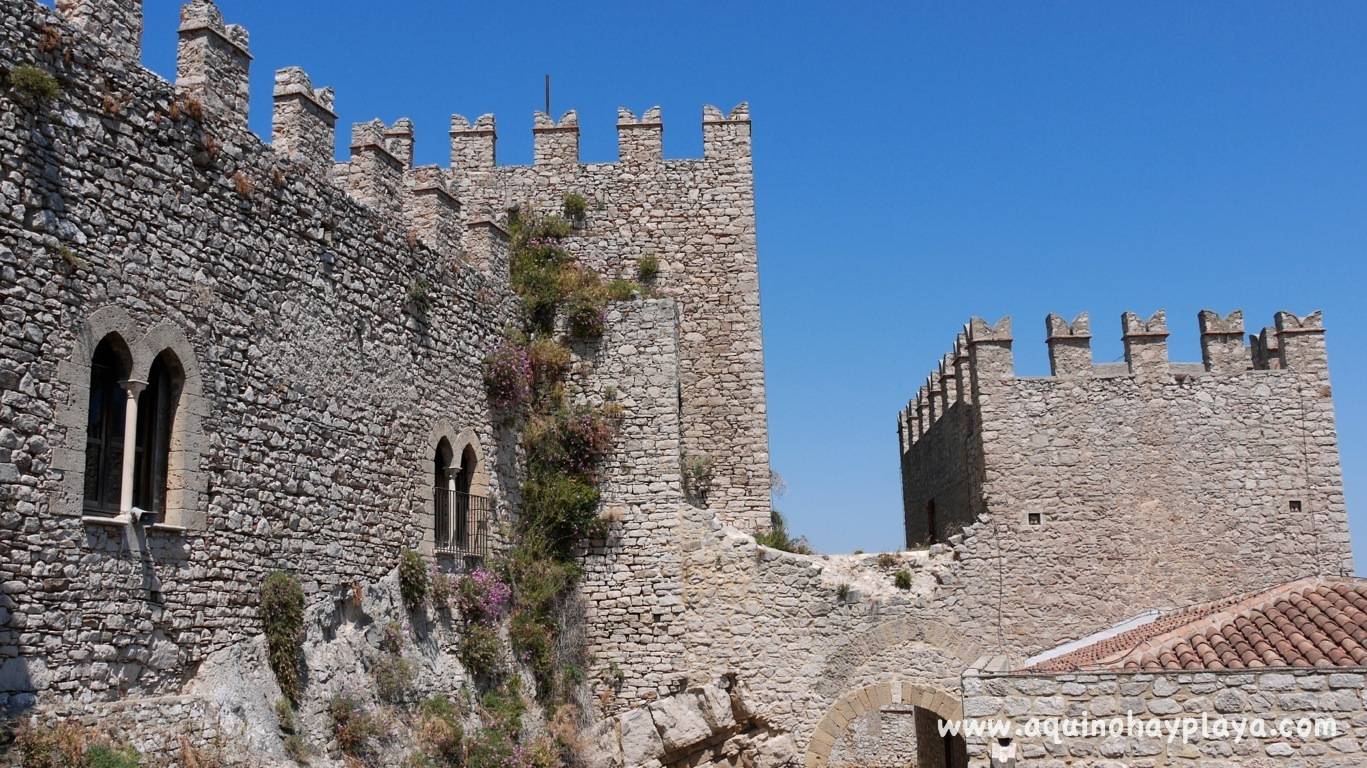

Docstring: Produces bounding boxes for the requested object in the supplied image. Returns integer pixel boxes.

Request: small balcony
[434,490,491,563]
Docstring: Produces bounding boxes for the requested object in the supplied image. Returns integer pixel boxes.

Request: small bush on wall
[399,549,429,610]
[5,65,61,107]
[562,192,588,223]
[636,255,660,283]
[259,571,306,702]
[329,694,382,759]
[458,623,503,677]
[456,568,512,624]
[754,509,814,555]
[682,453,713,505]
[483,338,532,415]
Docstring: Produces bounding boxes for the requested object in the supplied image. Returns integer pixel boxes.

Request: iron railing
[435,490,490,562]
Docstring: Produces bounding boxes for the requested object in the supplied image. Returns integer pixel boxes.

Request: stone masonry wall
[828,709,919,768]
[450,106,771,533]
[963,668,1367,766]
[574,299,692,707]
[673,523,977,761]
[571,300,979,767]
[0,0,517,721]
[570,336,983,760]
[902,312,1354,657]
[900,398,979,547]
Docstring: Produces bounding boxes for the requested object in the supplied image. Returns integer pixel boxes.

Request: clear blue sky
[102,1,1367,568]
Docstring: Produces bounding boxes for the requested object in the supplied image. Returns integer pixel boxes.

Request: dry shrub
[179,735,228,768]
[232,171,256,198]
[12,720,88,767]
[38,25,63,54]
[329,694,382,759]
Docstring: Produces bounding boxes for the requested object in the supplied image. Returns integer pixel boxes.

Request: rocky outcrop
[5,567,481,766]
[583,678,797,768]
[181,567,476,765]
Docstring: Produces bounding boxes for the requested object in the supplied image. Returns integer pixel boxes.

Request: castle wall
[671,528,979,760]
[574,299,691,706]
[900,399,979,547]
[0,0,517,717]
[573,306,982,767]
[902,312,1354,657]
[449,107,771,533]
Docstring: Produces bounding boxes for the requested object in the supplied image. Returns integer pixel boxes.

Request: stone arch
[805,680,963,768]
[52,308,210,528]
[815,617,983,698]
[419,420,491,559]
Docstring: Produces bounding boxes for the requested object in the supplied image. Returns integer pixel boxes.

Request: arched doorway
[807,681,966,768]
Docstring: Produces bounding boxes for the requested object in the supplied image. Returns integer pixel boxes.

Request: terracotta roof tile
[1027,578,1367,673]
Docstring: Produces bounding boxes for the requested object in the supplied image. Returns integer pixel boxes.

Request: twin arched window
[83,335,184,523]
[433,438,485,559]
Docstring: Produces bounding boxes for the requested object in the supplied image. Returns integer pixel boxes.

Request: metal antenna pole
[545,75,551,115]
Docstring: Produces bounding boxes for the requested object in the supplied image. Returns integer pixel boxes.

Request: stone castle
[0,2,1363,767]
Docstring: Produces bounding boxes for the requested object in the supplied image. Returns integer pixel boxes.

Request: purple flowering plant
[456,568,512,625]
[483,339,532,413]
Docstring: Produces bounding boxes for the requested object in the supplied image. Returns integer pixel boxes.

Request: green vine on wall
[474,194,636,762]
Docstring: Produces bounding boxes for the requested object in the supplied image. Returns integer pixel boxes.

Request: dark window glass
[455,446,476,547]
[133,352,180,523]
[83,338,128,516]
[434,440,453,549]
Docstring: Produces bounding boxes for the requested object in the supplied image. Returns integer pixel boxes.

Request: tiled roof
[1026,578,1367,673]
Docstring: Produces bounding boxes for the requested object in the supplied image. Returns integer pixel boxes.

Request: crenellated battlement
[899,309,1333,451]
[445,103,750,177]
[703,103,752,160]
[901,305,1349,581]
[1199,309,1245,374]
[53,0,751,183]
[1121,310,1170,376]
[405,165,462,255]
[450,114,498,172]
[176,0,251,129]
[1045,312,1092,376]
[272,67,336,176]
[345,118,407,220]
[385,118,416,167]
[533,110,580,166]
[1273,310,1328,373]
[617,106,664,164]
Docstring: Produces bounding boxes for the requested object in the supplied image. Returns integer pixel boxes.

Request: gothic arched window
[455,444,478,547]
[133,350,183,523]
[434,438,454,550]
[83,336,132,516]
